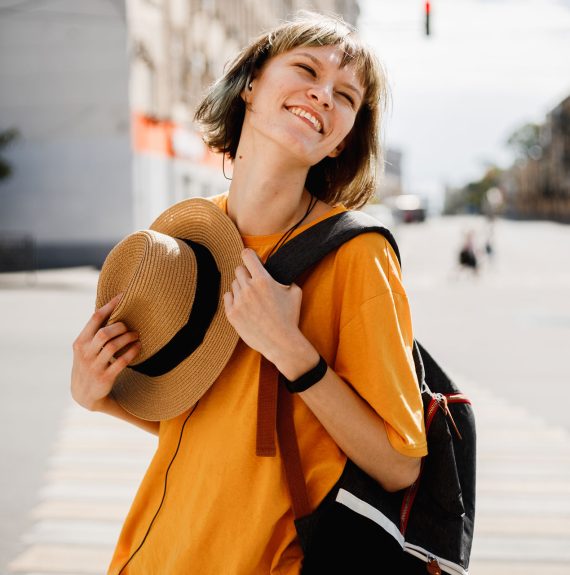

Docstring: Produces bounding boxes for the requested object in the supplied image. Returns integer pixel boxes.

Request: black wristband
[280,355,328,393]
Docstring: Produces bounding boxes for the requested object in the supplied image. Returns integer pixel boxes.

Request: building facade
[0,0,133,269]
[506,95,570,221]
[378,147,403,200]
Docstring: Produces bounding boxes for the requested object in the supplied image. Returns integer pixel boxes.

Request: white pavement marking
[7,403,156,574]
[8,545,113,574]
[458,377,570,573]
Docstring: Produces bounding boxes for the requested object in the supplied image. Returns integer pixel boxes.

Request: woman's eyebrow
[296,52,363,101]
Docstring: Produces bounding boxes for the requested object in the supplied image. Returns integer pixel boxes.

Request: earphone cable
[117,401,199,573]
[266,193,318,261]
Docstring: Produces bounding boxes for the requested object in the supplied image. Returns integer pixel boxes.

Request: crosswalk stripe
[8,545,112,574]
[459,377,570,572]
[7,403,155,574]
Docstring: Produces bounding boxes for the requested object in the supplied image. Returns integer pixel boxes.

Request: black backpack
[259,210,476,575]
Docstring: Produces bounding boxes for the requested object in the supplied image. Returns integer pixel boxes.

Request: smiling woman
[195,13,389,210]
[72,10,428,575]
[234,45,366,195]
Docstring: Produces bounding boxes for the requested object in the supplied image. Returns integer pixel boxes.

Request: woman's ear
[327,139,346,158]
[241,79,254,103]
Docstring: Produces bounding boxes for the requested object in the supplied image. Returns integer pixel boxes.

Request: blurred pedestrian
[70,11,427,574]
[458,229,479,275]
[484,219,496,264]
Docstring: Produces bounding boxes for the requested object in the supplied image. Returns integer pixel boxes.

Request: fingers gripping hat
[96,198,244,421]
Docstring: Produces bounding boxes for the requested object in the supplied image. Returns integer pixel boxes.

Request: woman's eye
[338,92,355,106]
[297,64,316,76]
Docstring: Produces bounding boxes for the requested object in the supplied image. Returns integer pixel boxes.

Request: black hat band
[130,239,221,377]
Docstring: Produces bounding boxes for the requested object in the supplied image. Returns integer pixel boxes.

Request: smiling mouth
[287,107,323,133]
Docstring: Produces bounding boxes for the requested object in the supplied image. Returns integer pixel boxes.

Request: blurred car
[384,194,427,224]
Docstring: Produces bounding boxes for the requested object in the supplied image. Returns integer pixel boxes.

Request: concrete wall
[0,0,133,269]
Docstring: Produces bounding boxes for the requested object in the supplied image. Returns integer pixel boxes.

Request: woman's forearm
[299,367,420,491]
[275,334,421,492]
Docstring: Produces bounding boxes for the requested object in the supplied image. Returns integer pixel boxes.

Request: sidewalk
[465,380,570,574]
[6,377,570,574]
[6,405,155,574]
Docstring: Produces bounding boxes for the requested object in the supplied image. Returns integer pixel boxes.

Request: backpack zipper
[430,393,470,440]
[400,392,472,535]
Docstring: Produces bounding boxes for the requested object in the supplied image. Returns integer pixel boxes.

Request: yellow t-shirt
[108,194,427,575]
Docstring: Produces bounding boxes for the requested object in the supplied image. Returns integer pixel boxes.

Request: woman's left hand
[223,248,303,364]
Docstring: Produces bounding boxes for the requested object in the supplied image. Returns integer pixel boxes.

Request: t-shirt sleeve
[332,234,427,457]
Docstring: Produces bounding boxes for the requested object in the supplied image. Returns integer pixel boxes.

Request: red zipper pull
[436,394,463,440]
[426,557,442,575]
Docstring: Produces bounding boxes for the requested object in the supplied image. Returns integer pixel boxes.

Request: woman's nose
[308,84,333,109]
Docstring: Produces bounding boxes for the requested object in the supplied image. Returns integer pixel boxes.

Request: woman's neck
[227,142,312,236]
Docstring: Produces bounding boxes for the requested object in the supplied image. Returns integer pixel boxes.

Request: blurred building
[128,0,360,229]
[506,95,570,221]
[443,95,570,222]
[0,0,133,269]
[376,147,402,200]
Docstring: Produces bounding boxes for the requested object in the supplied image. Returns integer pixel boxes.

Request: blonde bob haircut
[194,11,388,209]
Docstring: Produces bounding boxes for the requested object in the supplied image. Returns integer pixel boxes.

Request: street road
[396,215,569,433]
[1,215,569,574]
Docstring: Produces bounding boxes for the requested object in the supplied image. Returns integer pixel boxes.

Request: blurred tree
[506,122,542,161]
[0,128,20,181]
[459,165,504,214]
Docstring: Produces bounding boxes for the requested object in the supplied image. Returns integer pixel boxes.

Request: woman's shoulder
[336,221,400,270]
[296,204,402,284]
[321,214,405,297]
[303,203,399,263]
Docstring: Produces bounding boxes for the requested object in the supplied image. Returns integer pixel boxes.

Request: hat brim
[106,198,243,421]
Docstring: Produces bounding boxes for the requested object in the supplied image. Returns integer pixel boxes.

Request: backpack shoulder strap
[259,209,426,522]
[265,210,401,285]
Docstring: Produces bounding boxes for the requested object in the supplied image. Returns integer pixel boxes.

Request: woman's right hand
[71,294,141,413]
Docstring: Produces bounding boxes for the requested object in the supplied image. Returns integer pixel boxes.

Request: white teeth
[289,107,322,133]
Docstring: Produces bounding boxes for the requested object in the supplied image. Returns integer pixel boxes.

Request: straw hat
[96,198,244,421]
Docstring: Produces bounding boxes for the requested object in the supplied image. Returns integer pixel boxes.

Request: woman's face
[242,45,364,166]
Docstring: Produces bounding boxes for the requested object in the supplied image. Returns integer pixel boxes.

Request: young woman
[71,12,427,574]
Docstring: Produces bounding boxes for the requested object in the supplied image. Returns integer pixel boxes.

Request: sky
[359,0,570,209]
